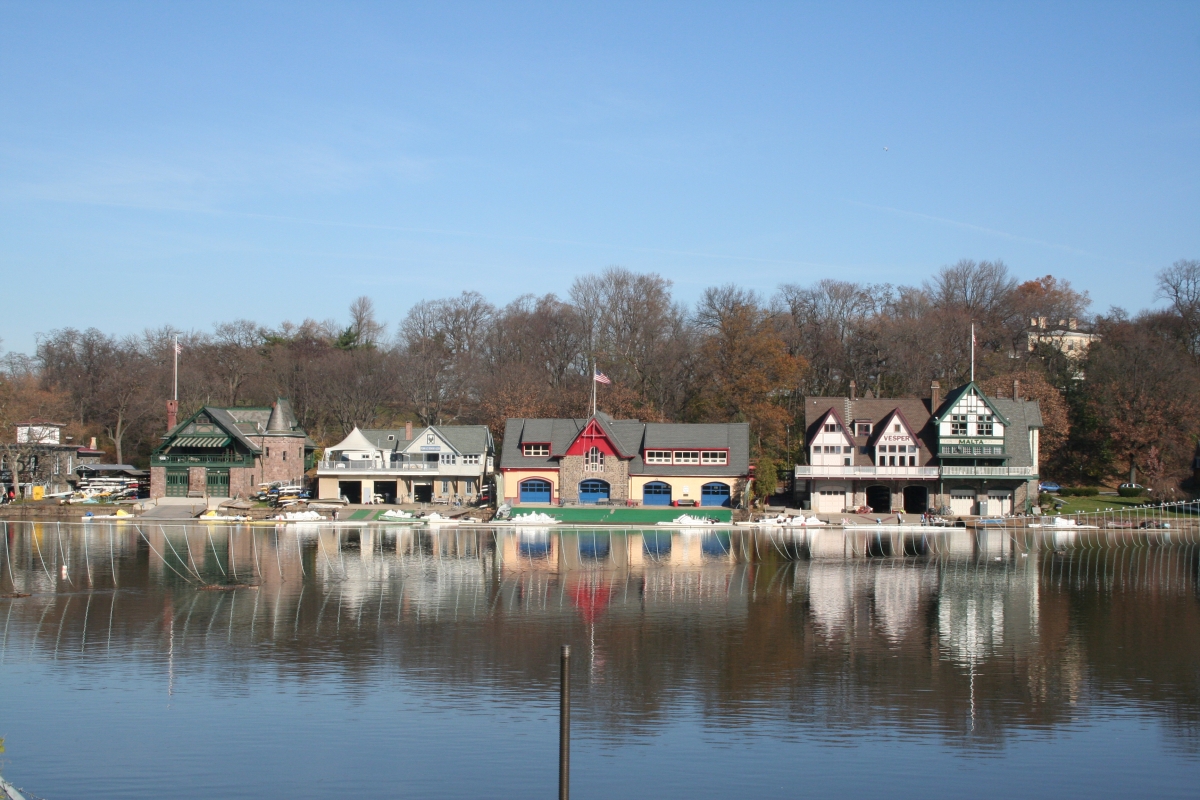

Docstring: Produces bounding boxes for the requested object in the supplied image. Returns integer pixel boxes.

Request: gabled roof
[157,401,314,455]
[933,382,1010,426]
[810,406,854,441]
[360,425,493,455]
[804,396,937,467]
[867,408,920,447]
[565,416,635,459]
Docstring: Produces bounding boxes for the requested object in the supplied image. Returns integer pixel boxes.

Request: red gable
[564,418,623,457]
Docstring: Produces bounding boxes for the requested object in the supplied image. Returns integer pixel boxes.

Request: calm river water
[1,521,1197,799]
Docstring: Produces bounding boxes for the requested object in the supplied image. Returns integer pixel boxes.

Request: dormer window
[387,434,395,441]
[523,443,550,457]
[856,423,872,436]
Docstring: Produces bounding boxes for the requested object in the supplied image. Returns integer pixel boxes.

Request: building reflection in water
[1,521,1198,748]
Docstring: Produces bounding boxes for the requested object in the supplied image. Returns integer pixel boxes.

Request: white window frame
[673,451,700,465]
[585,446,604,472]
[462,454,481,465]
[645,450,672,464]
[440,453,457,465]
[701,451,728,465]
[522,444,550,457]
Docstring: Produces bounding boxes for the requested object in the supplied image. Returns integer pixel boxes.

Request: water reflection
[2,521,1199,786]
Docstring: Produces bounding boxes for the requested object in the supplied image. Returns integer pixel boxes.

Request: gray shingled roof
[805,396,937,467]
[160,401,316,454]
[499,416,750,476]
[361,425,493,455]
[990,398,1042,468]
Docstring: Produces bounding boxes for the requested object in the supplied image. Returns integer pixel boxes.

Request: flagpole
[591,359,597,418]
[173,334,179,402]
[970,323,975,383]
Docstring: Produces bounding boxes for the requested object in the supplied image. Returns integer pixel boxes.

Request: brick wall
[559,455,629,503]
[258,435,307,485]
[150,466,166,499]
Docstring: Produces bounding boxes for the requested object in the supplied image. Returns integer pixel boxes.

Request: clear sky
[1,2,1197,354]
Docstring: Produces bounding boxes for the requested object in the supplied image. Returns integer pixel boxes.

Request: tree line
[2,259,1198,493]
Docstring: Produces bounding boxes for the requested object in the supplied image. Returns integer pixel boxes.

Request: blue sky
[1,2,1197,354]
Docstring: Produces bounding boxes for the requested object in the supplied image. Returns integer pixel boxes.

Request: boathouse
[149,399,316,499]
[315,422,494,504]
[797,381,1042,516]
[499,413,750,508]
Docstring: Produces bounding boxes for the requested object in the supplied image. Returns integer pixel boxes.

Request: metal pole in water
[559,644,570,800]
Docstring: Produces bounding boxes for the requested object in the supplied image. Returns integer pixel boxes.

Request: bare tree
[1155,259,1200,357]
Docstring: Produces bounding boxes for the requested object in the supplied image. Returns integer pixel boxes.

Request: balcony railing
[155,454,254,466]
[796,465,1036,479]
[940,466,1037,478]
[317,460,440,473]
[795,465,940,479]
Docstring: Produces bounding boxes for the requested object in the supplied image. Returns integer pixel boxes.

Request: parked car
[1039,481,1061,493]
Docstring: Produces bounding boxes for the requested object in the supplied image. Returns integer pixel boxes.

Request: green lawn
[1046,494,1173,515]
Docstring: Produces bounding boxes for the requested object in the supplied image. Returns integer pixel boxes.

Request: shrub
[1060,486,1099,497]
[1118,485,1147,497]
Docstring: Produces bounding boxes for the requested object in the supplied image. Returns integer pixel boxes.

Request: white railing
[796,465,1036,479]
[317,460,440,473]
[940,466,1037,477]
[795,466,940,479]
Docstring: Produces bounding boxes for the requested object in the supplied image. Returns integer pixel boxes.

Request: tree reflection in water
[1,521,1199,794]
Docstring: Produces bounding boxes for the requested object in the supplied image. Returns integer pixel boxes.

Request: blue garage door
[642,481,672,506]
[519,478,552,504]
[701,482,731,507]
[579,479,610,504]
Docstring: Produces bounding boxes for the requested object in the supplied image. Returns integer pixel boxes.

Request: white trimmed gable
[810,410,854,466]
[938,388,1006,440]
[872,411,920,466]
[399,427,460,457]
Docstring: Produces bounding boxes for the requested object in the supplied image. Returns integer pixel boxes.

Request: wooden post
[559,644,570,800]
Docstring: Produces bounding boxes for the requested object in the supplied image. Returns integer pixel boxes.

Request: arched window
[585,446,604,472]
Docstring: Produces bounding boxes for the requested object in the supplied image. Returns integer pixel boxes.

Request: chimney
[930,380,941,411]
[849,380,857,401]
[89,436,97,450]
[1013,378,1021,400]
[405,421,413,440]
[1068,318,1078,330]
[166,399,178,432]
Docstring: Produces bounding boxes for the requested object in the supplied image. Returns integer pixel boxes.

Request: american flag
[175,341,183,355]
[593,369,611,385]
